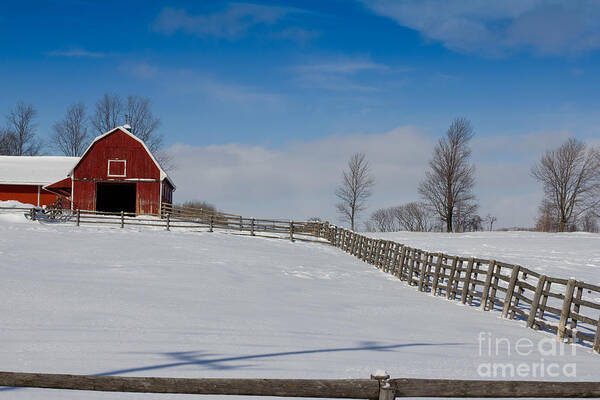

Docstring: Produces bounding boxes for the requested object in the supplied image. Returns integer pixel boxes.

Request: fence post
[557,278,576,342]
[502,265,521,318]
[373,240,381,266]
[390,243,400,275]
[239,216,243,231]
[527,275,546,328]
[569,286,584,343]
[30,208,36,221]
[431,253,443,295]
[408,249,418,285]
[461,257,475,304]
[351,233,358,255]
[120,211,124,228]
[594,317,600,353]
[446,256,458,299]
[361,238,369,261]
[251,218,255,236]
[76,209,80,227]
[480,260,495,311]
[209,215,214,232]
[418,252,428,291]
[370,373,393,400]
[166,213,170,231]
[396,246,406,279]
[289,221,294,242]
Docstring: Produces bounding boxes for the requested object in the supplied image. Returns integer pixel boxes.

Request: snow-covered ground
[1,214,599,399]
[367,231,600,286]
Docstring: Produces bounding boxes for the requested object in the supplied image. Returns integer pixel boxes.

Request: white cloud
[152,4,293,39]
[362,0,600,57]
[273,27,320,44]
[46,47,105,58]
[292,58,393,92]
[120,62,158,79]
[120,63,281,106]
[295,61,389,74]
[166,126,567,229]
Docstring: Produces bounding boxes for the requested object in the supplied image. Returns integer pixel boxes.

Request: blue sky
[2,1,600,226]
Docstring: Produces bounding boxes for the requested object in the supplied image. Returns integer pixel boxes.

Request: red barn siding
[73,181,95,211]
[137,181,160,215]
[0,184,60,207]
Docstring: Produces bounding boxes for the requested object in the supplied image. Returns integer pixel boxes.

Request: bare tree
[419,117,477,232]
[453,200,480,232]
[52,102,90,156]
[0,129,15,155]
[484,214,497,231]
[3,101,42,156]
[369,208,396,232]
[531,137,600,232]
[363,220,376,232]
[91,93,123,135]
[335,152,375,231]
[392,202,433,232]
[535,198,558,232]
[124,95,162,154]
[581,211,599,233]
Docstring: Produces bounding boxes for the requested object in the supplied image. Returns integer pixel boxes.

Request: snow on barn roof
[0,156,80,186]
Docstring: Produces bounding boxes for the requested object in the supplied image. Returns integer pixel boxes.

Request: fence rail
[2,371,600,398]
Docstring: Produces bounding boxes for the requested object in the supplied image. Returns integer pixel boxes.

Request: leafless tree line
[336,118,500,233]
[365,201,492,233]
[365,202,433,232]
[1,94,165,163]
[335,116,599,234]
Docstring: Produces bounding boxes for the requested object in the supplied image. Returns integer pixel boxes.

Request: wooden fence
[6,204,600,353]
[2,371,600,398]
[318,225,600,353]
[19,204,323,242]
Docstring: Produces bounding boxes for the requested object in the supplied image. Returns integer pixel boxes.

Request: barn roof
[0,156,79,186]
[69,126,176,189]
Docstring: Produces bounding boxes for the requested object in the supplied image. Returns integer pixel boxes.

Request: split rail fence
[2,371,600,398]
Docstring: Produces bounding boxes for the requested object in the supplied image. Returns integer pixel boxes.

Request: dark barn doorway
[96,182,136,213]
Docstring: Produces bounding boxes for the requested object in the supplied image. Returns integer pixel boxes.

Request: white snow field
[1,215,599,399]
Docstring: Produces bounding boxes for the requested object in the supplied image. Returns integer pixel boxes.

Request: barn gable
[69,126,175,188]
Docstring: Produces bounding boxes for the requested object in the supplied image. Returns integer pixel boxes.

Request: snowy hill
[0,216,599,399]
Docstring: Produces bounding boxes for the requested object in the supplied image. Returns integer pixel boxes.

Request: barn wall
[137,182,160,215]
[0,184,60,207]
[161,180,174,205]
[72,181,96,211]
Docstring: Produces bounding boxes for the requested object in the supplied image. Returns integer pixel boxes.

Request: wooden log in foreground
[0,372,379,399]
[389,378,600,398]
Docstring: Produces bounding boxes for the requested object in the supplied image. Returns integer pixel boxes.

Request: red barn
[46,126,175,215]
